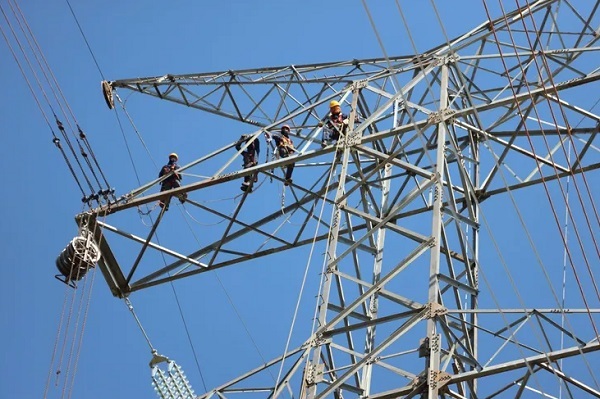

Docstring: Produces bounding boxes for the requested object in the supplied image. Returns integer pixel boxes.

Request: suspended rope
[275,150,339,389]
[43,267,74,399]
[178,200,281,388]
[65,264,98,399]
[277,152,339,230]
[363,0,439,169]
[165,275,208,393]
[138,203,159,218]
[95,103,211,392]
[509,0,600,234]
[125,274,200,399]
[111,99,152,219]
[478,132,600,387]
[417,1,590,390]
[483,0,600,339]
[516,2,600,207]
[53,284,85,398]
[124,245,201,398]
[478,0,600,388]
[427,0,600,367]
[114,92,196,220]
[125,278,206,399]
[500,0,600,262]
[44,208,106,399]
[109,79,288,394]
[512,0,600,290]
[60,263,95,399]
[150,224,210,393]
[560,141,572,398]
[184,207,227,227]
[114,93,158,168]
[52,223,94,390]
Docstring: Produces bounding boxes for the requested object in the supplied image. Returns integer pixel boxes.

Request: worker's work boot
[241,181,252,192]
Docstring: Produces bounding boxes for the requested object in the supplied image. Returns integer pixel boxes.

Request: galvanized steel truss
[84,1,600,398]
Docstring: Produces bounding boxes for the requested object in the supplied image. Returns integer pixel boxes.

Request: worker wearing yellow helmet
[318,99,349,147]
[158,152,187,210]
[329,100,341,115]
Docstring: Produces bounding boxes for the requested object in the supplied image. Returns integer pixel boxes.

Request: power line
[64,0,105,80]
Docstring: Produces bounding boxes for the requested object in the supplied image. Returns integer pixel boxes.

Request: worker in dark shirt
[158,152,187,210]
[235,134,261,192]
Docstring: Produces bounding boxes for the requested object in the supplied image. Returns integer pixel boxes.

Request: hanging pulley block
[101,80,114,109]
[55,233,101,287]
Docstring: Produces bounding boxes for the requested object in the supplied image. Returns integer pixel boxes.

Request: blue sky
[1,1,599,399]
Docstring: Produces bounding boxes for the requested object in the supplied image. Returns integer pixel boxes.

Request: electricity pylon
[82,1,600,397]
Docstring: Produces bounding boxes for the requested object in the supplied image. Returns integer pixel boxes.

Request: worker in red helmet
[318,100,349,147]
[158,152,187,210]
[235,133,261,192]
[269,125,295,186]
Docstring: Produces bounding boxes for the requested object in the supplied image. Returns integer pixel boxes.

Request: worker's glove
[343,119,349,125]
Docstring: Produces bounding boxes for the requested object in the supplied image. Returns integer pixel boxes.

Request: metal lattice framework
[82,1,600,398]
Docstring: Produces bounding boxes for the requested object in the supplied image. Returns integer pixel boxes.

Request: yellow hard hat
[329,100,340,108]
[169,152,178,160]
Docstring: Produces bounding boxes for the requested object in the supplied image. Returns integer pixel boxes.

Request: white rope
[183,208,228,227]
[559,141,572,399]
[177,186,281,387]
[273,152,339,395]
[478,135,599,389]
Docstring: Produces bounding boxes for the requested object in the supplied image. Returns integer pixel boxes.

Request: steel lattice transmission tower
[83,1,600,398]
